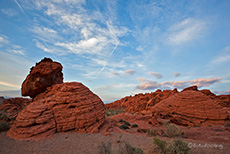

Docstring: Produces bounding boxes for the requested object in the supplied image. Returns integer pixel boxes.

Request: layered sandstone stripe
[152,90,230,126]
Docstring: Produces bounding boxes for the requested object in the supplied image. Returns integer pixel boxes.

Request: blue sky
[0,0,230,103]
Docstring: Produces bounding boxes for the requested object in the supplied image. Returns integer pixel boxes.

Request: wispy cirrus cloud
[23,0,129,78]
[0,34,9,46]
[167,18,206,46]
[0,34,25,55]
[136,77,223,90]
[211,46,230,65]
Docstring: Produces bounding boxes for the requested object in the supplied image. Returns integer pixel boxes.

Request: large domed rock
[152,90,229,126]
[7,82,105,140]
[21,57,63,98]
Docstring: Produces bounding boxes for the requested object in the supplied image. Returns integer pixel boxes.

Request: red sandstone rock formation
[21,57,63,98]
[152,90,230,126]
[216,94,230,107]
[106,88,178,113]
[0,98,31,118]
[7,82,105,140]
[181,85,198,92]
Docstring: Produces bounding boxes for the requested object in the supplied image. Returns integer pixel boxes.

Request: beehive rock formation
[152,90,230,126]
[21,57,63,98]
[7,82,105,140]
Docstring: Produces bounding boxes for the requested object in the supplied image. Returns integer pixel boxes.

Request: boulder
[7,82,105,140]
[21,57,63,98]
[152,90,230,126]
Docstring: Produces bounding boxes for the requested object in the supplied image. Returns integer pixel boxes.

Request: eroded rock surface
[152,90,230,126]
[21,57,63,98]
[106,88,178,113]
[0,98,31,118]
[7,82,105,140]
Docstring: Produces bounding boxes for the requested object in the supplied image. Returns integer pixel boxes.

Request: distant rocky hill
[106,86,230,113]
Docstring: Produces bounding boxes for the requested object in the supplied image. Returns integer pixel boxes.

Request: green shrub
[163,123,184,138]
[168,139,190,154]
[124,121,131,126]
[225,122,230,127]
[98,142,112,154]
[131,124,138,128]
[119,124,130,130]
[119,119,124,123]
[153,138,190,154]
[117,142,145,154]
[147,129,157,137]
[0,121,10,132]
[153,138,168,154]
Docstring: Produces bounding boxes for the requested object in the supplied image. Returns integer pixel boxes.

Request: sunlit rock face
[7,58,105,140]
[152,90,230,126]
[21,57,63,98]
[106,88,178,113]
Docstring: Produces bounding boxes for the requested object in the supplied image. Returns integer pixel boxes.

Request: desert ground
[1,114,230,154]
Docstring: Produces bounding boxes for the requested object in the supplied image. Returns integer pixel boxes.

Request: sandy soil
[1,113,230,154]
[1,128,230,154]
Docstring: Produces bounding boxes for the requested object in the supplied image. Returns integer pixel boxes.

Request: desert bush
[153,138,190,154]
[163,122,184,138]
[124,121,131,126]
[131,124,138,128]
[147,129,157,137]
[117,142,145,154]
[106,109,125,117]
[119,124,130,130]
[225,122,230,127]
[168,139,190,154]
[0,121,10,132]
[119,119,124,123]
[153,138,168,153]
[98,142,112,154]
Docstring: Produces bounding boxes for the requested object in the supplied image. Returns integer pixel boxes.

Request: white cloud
[149,72,163,79]
[211,46,230,64]
[136,77,223,90]
[167,18,205,45]
[125,69,136,75]
[0,34,9,45]
[9,50,25,55]
[25,0,129,78]
[31,26,60,43]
